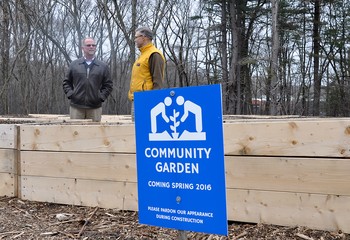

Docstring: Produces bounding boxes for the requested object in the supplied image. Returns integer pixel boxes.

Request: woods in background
[1,0,350,116]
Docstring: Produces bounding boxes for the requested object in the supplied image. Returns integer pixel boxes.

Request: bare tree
[312,0,321,115]
[0,0,11,114]
[266,0,279,115]
[160,0,201,88]
[2,0,350,117]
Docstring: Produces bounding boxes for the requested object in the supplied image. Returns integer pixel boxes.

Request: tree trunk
[269,0,279,115]
[228,1,240,114]
[221,0,229,114]
[312,0,321,116]
[0,0,10,114]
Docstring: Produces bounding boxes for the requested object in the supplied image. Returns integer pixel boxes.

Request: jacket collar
[78,57,99,66]
[139,43,153,53]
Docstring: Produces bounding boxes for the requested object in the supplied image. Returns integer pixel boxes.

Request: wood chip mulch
[0,197,348,240]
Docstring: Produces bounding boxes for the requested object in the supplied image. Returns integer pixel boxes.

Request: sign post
[134,84,227,236]
[177,230,187,239]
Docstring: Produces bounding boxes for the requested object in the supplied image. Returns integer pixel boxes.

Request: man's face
[82,38,97,58]
[134,32,146,49]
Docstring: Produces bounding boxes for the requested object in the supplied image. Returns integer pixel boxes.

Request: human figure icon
[176,96,203,132]
[150,97,172,133]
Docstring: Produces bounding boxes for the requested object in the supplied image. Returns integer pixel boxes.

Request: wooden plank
[0,124,17,149]
[20,176,137,210]
[0,173,16,197]
[0,149,17,174]
[19,119,350,157]
[223,115,302,120]
[0,149,18,197]
[19,124,136,152]
[227,189,350,233]
[21,151,136,182]
[20,152,350,196]
[224,119,350,157]
[225,156,350,196]
[27,114,132,123]
[19,175,350,233]
[223,116,350,122]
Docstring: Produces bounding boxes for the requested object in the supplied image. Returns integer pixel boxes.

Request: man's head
[82,37,97,59]
[134,27,154,48]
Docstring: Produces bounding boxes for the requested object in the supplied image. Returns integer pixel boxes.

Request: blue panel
[134,84,227,236]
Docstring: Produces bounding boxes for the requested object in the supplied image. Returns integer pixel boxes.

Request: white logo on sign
[149,96,206,141]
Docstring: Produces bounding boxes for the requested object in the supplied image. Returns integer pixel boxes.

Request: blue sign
[134,84,227,236]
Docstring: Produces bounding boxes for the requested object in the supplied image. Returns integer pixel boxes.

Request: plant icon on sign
[149,95,206,141]
[169,109,180,139]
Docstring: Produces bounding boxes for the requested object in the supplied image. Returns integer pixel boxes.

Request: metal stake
[177,230,187,240]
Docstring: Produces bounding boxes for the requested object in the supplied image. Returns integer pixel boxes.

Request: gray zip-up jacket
[63,58,113,109]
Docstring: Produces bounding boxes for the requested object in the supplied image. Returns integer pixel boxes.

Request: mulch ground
[0,197,348,240]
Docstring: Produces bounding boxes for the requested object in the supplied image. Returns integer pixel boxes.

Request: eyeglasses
[134,35,144,40]
[85,44,97,47]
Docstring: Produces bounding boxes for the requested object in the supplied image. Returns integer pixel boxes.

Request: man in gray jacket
[63,37,113,122]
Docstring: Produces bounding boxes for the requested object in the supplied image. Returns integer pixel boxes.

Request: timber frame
[0,114,350,233]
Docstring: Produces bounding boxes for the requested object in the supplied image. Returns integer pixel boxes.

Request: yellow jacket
[128,43,165,101]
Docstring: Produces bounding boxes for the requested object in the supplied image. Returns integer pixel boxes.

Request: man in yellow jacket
[128,27,165,122]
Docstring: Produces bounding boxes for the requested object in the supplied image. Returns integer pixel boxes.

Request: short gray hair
[136,27,154,40]
[82,37,95,46]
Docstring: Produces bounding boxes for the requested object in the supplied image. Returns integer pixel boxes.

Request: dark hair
[136,27,154,40]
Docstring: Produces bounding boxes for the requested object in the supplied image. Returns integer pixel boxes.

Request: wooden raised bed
[0,115,349,233]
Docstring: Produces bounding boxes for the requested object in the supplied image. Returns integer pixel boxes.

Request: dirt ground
[0,197,348,240]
